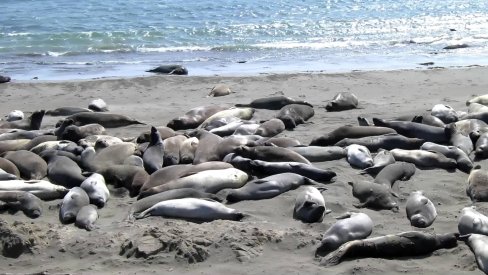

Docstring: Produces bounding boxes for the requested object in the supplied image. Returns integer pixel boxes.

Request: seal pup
[431,104,458,123]
[167,105,228,130]
[207,84,233,97]
[464,234,488,274]
[293,186,328,223]
[325,92,358,111]
[59,187,90,224]
[467,166,488,202]
[335,133,424,151]
[345,144,373,169]
[0,110,45,131]
[373,118,448,143]
[234,145,312,165]
[374,162,416,189]
[390,149,456,170]
[458,206,488,236]
[406,191,437,228]
[315,212,373,256]
[142,126,165,174]
[310,125,397,146]
[147,64,188,75]
[225,173,316,203]
[421,142,473,173]
[0,191,42,218]
[75,204,98,231]
[3,150,47,180]
[348,180,399,211]
[136,198,244,222]
[88,98,108,112]
[5,110,24,122]
[235,95,312,110]
[254,118,285,137]
[275,104,314,129]
[320,231,458,266]
[361,149,395,175]
[80,173,110,208]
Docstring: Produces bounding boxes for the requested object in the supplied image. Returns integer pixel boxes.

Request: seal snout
[28,209,42,219]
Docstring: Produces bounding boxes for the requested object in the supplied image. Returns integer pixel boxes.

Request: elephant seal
[58,123,106,143]
[136,198,243,222]
[276,104,314,129]
[142,126,165,174]
[167,105,228,130]
[458,206,488,236]
[464,234,488,274]
[233,123,260,135]
[59,187,90,224]
[97,165,148,196]
[454,119,488,137]
[0,139,31,154]
[445,123,473,155]
[0,191,42,218]
[235,95,312,110]
[203,116,242,131]
[348,180,398,211]
[64,112,143,128]
[248,159,336,182]
[373,118,448,143]
[234,145,311,165]
[163,135,187,166]
[325,92,358,111]
[124,155,143,167]
[431,104,458,123]
[208,84,232,97]
[406,191,437,228]
[139,168,248,199]
[44,154,86,188]
[257,136,301,148]
[310,125,397,146]
[191,130,223,164]
[0,168,17,180]
[345,144,373,169]
[88,98,108,112]
[421,142,473,173]
[128,188,222,220]
[0,180,68,200]
[3,150,47,180]
[46,107,92,116]
[79,135,123,150]
[225,173,316,203]
[0,75,11,83]
[80,173,110,208]
[467,94,488,106]
[293,186,328,223]
[288,146,346,162]
[209,120,251,136]
[320,231,458,266]
[75,204,98,231]
[390,149,456,170]
[474,132,488,159]
[459,112,488,124]
[179,137,199,164]
[373,162,416,188]
[0,157,20,178]
[81,142,137,172]
[215,135,260,160]
[0,129,43,141]
[0,110,45,130]
[361,149,395,175]
[20,135,58,151]
[254,118,285,137]
[335,133,424,152]
[411,114,446,127]
[315,212,373,256]
[147,64,188,75]
[199,108,254,129]
[469,103,488,113]
[136,126,175,143]
[5,110,23,122]
[467,166,488,202]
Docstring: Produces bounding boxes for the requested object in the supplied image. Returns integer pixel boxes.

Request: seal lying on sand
[235,96,312,110]
[147,65,188,75]
[325,92,358,111]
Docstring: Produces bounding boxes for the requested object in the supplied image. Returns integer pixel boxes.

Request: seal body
[248,159,336,182]
[373,118,448,143]
[88,98,108,112]
[254,118,285,137]
[234,145,311,165]
[276,104,314,129]
[310,126,396,146]
[288,146,345,162]
[59,187,90,224]
[390,149,456,169]
[80,173,110,208]
[348,180,398,211]
[143,127,165,174]
[65,112,143,128]
[421,142,473,173]
[3,150,47,180]
[235,96,312,110]
[75,204,98,231]
[345,144,373,169]
[458,206,488,235]
[325,92,358,111]
[179,137,199,164]
[45,155,86,188]
[467,94,488,106]
[0,180,68,200]
[167,105,228,130]
[406,191,437,228]
[335,133,424,151]
[162,135,187,166]
[46,107,92,116]
[361,149,395,175]
[293,186,326,223]
[374,162,416,188]
[0,191,42,218]
[431,104,458,123]
[465,234,488,274]
[467,166,488,202]
[147,64,188,75]
[208,84,232,97]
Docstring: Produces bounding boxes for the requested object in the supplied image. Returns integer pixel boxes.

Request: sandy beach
[0,66,487,274]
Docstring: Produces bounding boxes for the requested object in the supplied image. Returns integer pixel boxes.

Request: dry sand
[0,67,487,274]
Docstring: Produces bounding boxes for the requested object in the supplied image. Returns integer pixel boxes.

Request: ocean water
[1,0,488,80]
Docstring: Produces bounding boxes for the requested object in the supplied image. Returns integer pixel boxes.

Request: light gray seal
[334,133,424,151]
[225,173,315,203]
[208,84,233,97]
[310,125,397,146]
[276,104,314,129]
[406,191,437,228]
[256,137,302,147]
[64,112,144,128]
[467,166,488,202]
[146,64,188,75]
[80,173,110,208]
[411,114,446,127]
[467,94,488,106]
[390,149,457,170]
[325,92,358,111]
[293,186,328,223]
[315,212,373,256]
[136,198,244,222]
[142,126,165,174]
[469,103,488,113]
[348,180,399,211]
[421,141,473,173]
[5,110,23,121]
[431,104,458,123]
[167,105,228,130]
[458,206,488,236]
[57,122,106,143]
[0,191,42,218]
[361,149,395,175]
[3,150,47,180]
[75,204,98,231]
[234,145,312,165]
[464,234,488,274]
[0,110,45,131]
[59,187,90,224]
[373,117,448,143]
[235,95,312,110]
[345,144,373,169]
[288,146,346,162]
[136,126,175,143]
[254,118,285,137]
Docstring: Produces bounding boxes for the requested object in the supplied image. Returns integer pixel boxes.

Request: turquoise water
[1,0,488,80]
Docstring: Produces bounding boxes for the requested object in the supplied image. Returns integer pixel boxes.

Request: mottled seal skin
[167,105,228,130]
[406,191,437,228]
[46,107,92,116]
[467,166,488,202]
[75,204,98,231]
[320,231,458,267]
[80,173,110,208]
[315,212,373,257]
[208,84,232,97]
[59,187,90,224]
[234,145,312,165]
[335,133,424,152]
[65,112,144,128]
[454,119,488,138]
[179,137,199,164]
[467,94,488,106]
[361,149,395,175]
[373,117,448,143]
[44,154,86,188]
[288,146,346,162]
[136,198,244,222]
[458,206,488,236]
[348,180,399,211]
[374,162,416,188]
[233,123,260,135]
[345,144,373,169]
[254,118,285,137]
[225,173,315,203]
[202,116,242,131]
[445,123,473,155]
[3,150,47,180]
[0,191,42,218]
[465,234,488,274]
[143,126,165,174]
[293,186,327,223]
[162,135,187,166]
[459,112,488,125]
[146,64,188,75]
[325,92,359,111]
[421,142,473,173]
[310,125,397,146]
[235,95,313,110]
[276,104,314,129]
[431,104,458,123]
[0,110,45,131]
[390,149,457,170]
